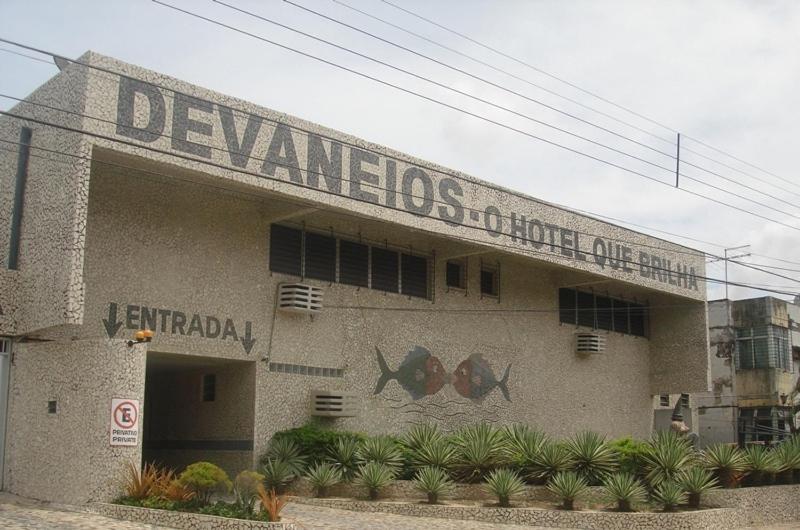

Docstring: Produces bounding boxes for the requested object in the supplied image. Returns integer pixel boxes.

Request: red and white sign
[110,398,139,446]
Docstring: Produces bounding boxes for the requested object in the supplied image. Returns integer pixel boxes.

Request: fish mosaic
[374,347,511,402]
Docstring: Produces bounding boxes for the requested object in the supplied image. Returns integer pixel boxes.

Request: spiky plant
[328,437,361,482]
[651,480,687,512]
[411,438,457,472]
[261,458,296,494]
[305,462,342,498]
[233,470,265,513]
[601,473,648,512]
[357,436,404,470]
[451,424,506,482]
[412,466,454,504]
[771,440,800,484]
[355,461,396,500]
[703,444,747,488]
[744,445,777,486]
[565,431,618,485]
[641,431,695,488]
[402,423,443,452]
[546,471,588,511]
[256,484,287,522]
[262,437,307,475]
[484,468,526,508]
[531,442,574,484]
[677,467,719,508]
[501,424,548,482]
[122,461,159,500]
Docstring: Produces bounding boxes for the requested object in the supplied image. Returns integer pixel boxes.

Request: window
[202,374,216,402]
[339,240,368,287]
[659,394,670,407]
[47,400,57,414]
[371,248,399,293]
[401,253,428,299]
[446,260,466,290]
[736,325,791,370]
[269,224,302,276]
[304,232,336,282]
[558,288,648,338]
[680,393,690,408]
[480,265,498,297]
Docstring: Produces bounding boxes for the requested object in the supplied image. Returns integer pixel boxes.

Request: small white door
[0,338,10,490]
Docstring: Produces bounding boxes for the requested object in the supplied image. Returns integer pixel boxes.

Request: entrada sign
[103,302,256,354]
[115,78,701,292]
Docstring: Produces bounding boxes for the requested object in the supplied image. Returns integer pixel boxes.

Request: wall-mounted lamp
[127,329,154,347]
[780,393,789,405]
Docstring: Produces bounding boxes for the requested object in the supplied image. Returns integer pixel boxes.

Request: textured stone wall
[706,484,800,525]
[4,339,146,504]
[92,503,295,530]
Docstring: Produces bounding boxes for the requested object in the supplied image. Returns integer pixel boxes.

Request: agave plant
[451,424,506,482]
[328,437,361,482]
[413,466,454,504]
[262,437,307,475]
[484,468,526,508]
[357,436,404,470]
[531,441,574,484]
[262,458,296,494]
[410,438,457,472]
[601,473,648,512]
[744,445,777,486]
[703,443,747,488]
[546,471,588,511]
[565,431,618,485]
[402,423,443,451]
[501,424,548,482]
[305,462,342,498]
[651,480,687,512]
[233,470,265,513]
[771,439,800,484]
[641,430,695,487]
[676,467,719,508]
[355,461,396,500]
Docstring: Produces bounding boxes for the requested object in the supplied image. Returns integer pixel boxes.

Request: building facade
[0,52,710,504]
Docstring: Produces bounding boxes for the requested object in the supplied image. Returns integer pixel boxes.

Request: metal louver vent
[576,333,606,354]
[278,283,323,314]
[310,390,357,417]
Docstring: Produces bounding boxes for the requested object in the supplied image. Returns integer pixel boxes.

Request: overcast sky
[1,0,799,302]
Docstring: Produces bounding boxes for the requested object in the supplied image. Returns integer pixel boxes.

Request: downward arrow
[241,321,256,354]
[103,302,124,338]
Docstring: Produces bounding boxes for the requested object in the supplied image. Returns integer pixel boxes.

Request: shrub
[651,480,687,512]
[328,436,361,482]
[270,423,366,466]
[178,462,232,505]
[608,437,649,478]
[122,461,160,500]
[641,431,694,488]
[306,463,342,498]
[502,424,547,482]
[262,437,307,475]
[199,500,254,520]
[410,438,457,472]
[546,471,588,511]
[402,423,444,451]
[357,436,404,470]
[451,424,506,482]
[256,484,287,522]
[744,445,777,486]
[677,467,719,508]
[601,473,648,512]
[484,468,526,508]
[702,444,747,488]
[531,442,574,484]
[233,470,265,513]
[413,466,454,504]
[565,431,618,485]
[355,461,396,500]
[772,438,800,484]
[160,479,196,503]
[261,458,296,494]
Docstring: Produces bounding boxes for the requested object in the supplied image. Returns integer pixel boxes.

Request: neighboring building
[0,52,710,504]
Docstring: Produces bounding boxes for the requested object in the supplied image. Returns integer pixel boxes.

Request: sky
[1,0,799,302]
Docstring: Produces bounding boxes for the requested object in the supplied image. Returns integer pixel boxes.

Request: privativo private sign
[110,398,139,446]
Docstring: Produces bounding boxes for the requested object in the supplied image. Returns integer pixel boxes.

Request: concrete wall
[4,339,145,504]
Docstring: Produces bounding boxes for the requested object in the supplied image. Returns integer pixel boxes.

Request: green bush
[601,473,648,512]
[177,462,232,505]
[269,423,366,465]
[412,466,454,504]
[355,461,396,500]
[484,468,526,507]
[306,462,342,498]
[233,470,264,514]
[608,437,649,477]
[199,500,255,520]
[546,471,588,511]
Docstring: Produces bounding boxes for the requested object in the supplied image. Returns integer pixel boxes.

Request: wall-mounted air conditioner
[576,333,606,355]
[278,283,323,314]
[310,390,358,417]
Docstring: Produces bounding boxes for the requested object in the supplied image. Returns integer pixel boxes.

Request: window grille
[371,247,399,293]
[558,288,648,338]
[269,224,302,276]
[735,325,791,370]
[339,240,368,287]
[659,394,670,407]
[304,232,336,282]
[480,265,498,297]
[401,253,428,299]
[446,260,466,290]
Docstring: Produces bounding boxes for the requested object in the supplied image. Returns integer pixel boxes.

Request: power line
[146,2,800,233]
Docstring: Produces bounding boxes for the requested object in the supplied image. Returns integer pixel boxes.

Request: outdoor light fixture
[127,329,154,347]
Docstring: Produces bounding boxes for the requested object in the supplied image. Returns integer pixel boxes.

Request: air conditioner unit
[278,283,323,314]
[576,333,605,355]
[310,390,357,417]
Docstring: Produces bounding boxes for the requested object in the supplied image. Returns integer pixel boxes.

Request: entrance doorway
[143,352,256,476]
